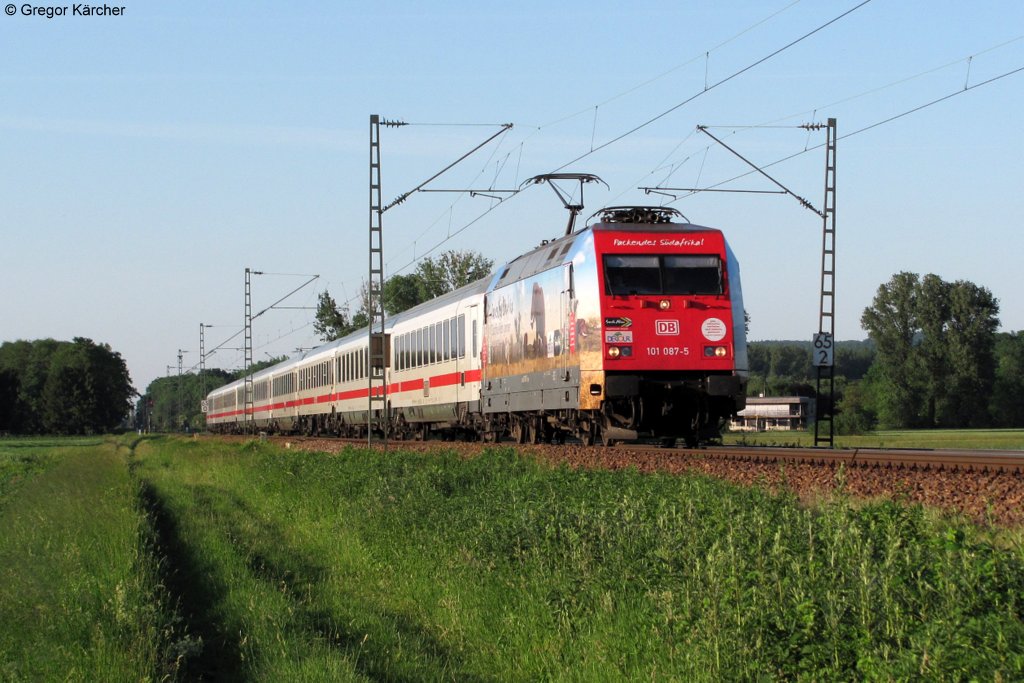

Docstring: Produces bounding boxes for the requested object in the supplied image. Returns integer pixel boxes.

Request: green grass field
[725,428,1024,450]
[2,434,1022,680]
[0,436,180,681]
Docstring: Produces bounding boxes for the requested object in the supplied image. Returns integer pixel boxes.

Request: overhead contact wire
[551,0,874,173]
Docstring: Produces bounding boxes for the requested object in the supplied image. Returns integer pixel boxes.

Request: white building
[731,396,816,431]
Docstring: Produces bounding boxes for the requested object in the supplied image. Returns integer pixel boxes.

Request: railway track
[654,445,1024,473]
[262,434,1024,474]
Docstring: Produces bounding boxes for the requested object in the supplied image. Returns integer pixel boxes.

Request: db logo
[655,320,679,336]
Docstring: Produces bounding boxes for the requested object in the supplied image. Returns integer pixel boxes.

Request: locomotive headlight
[607,346,621,359]
[658,299,671,310]
[704,345,728,357]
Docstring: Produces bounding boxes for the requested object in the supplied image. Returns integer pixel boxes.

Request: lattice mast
[368,115,387,445]
[814,118,837,447]
[244,267,254,434]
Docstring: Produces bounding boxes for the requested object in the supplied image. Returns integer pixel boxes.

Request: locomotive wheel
[512,421,528,444]
[578,421,596,446]
[528,420,542,445]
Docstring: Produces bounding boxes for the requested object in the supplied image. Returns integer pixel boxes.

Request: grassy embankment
[0,436,182,681]
[725,428,1024,450]
[2,434,1023,680]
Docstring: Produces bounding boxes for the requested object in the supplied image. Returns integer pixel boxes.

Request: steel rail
[666,446,1024,473]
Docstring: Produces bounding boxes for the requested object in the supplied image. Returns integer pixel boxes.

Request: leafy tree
[940,280,999,426]
[139,368,232,432]
[835,342,875,382]
[834,369,880,434]
[41,342,93,434]
[327,250,493,322]
[383,273,428,315]
[313,291,362,342]
[0,368,20,432]
[861,272,924,428]
[415,250,492,299]
[0,338,135,434]
[769,345,809,380]
[861,272,1000,429]
[992,332,1024,427]
[916,274,951,425]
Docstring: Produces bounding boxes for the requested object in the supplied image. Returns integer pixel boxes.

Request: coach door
[561,263,574,374]
[458,304,480,404]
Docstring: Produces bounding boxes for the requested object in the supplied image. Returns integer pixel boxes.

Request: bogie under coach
[206,206,748,446]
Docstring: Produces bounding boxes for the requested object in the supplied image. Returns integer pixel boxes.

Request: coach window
[443,320,451,361]
[460,314,468,358]
[448,317,456,360]
[432,323,440,364]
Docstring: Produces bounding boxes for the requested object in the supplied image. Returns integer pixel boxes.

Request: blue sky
[2,0,1022,394]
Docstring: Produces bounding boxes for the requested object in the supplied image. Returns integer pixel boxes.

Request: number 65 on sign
[813,332,834,367]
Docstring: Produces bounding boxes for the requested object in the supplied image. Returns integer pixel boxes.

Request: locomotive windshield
[603,254,722,295]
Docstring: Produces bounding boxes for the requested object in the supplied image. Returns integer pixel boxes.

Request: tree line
[0,338,135,435]
[749,271,1022,432]
[2,266,1018,436]
[136,358,289,433]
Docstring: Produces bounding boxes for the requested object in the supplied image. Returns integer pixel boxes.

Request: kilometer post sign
[813,332,834,367]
